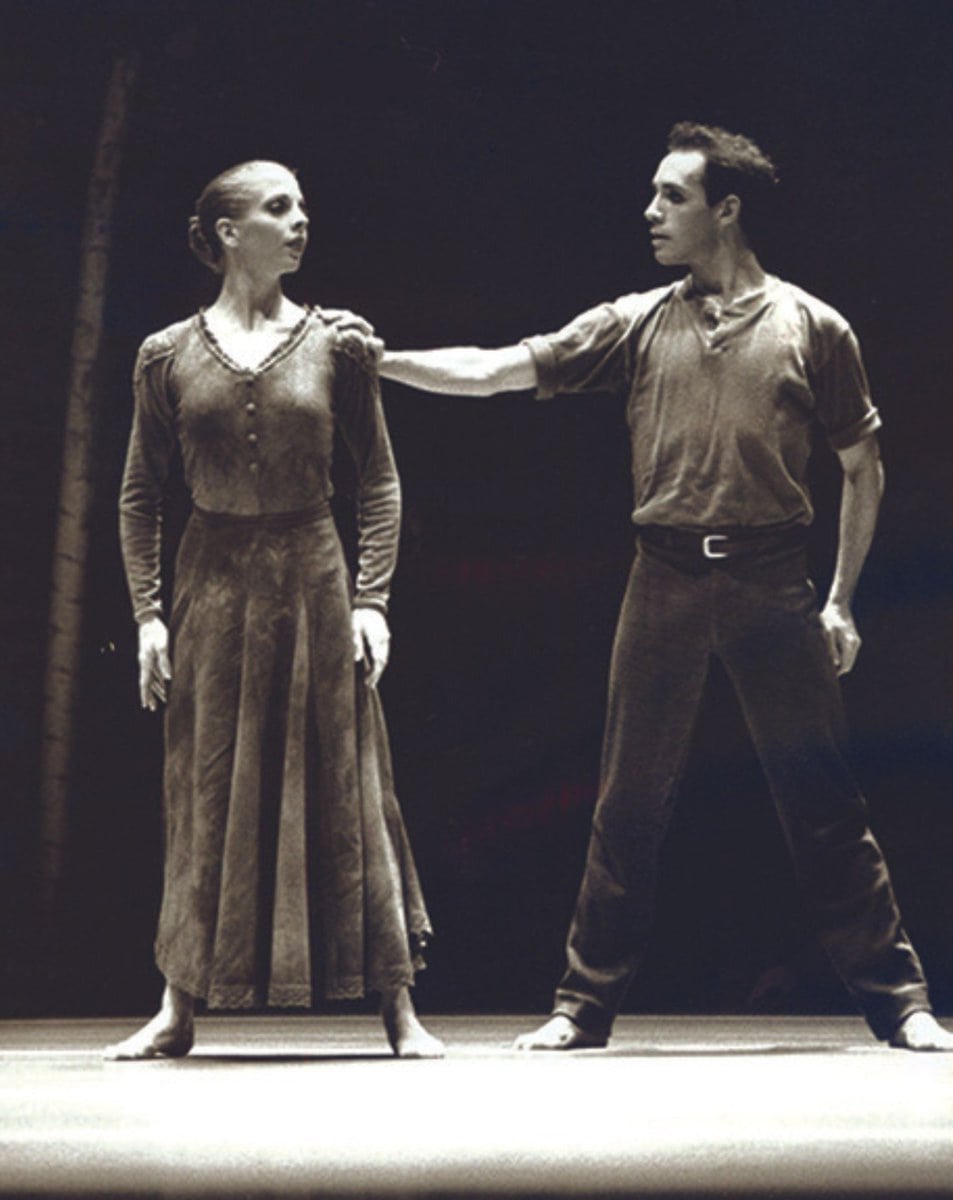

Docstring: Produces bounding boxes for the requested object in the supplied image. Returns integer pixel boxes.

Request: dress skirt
[157,503,431,1008]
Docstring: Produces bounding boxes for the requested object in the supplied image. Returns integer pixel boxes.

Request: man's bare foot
[514,1014,607,1051]
[104,984,195,1060]
[889,1011,953,1052]
[381,986,445,1059]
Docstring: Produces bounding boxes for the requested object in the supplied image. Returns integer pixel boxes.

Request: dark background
[2,0,952,1022]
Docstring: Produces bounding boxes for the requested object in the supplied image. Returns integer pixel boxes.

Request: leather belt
[638,523,806,562]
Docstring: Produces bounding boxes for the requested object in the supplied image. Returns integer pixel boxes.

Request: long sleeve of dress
[119,334,177,623]
[332,337,401,613]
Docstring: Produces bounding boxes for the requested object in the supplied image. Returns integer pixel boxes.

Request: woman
[109,160,443,1059]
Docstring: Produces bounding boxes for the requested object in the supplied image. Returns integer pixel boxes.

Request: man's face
[643,150,722,267]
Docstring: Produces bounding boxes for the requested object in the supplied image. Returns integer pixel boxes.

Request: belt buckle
[702,534,729,560]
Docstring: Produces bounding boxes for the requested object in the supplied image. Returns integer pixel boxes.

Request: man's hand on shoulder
[820,599,860,676]
[322,308,384,367]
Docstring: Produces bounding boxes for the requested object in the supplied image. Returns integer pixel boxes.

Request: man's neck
[686,244,765,304]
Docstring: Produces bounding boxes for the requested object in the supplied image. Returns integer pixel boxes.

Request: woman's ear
[215,216,238,247]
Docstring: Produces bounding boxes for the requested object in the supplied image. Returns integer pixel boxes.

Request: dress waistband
[192,501,331,529]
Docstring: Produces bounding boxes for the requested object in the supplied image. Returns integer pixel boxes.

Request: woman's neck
[208,272,291,328]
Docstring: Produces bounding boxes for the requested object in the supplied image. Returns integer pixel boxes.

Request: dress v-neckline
[197,307,312,376]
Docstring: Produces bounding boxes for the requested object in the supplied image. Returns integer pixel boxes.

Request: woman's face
[220,163,309,277]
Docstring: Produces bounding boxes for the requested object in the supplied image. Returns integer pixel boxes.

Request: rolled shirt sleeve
[523,301,632,400]
[811,326,882,450]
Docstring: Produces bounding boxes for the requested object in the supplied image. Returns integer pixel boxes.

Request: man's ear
[717,193,741,226]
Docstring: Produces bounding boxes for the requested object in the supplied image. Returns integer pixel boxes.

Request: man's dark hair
[667,121,778,244]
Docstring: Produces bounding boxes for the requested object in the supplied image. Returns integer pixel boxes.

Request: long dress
[119,308,430,1008]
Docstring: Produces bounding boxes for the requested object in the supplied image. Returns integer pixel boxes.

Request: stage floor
[1,1014,951,1199]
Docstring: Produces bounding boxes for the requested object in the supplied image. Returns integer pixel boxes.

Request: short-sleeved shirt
[524,275,881,529]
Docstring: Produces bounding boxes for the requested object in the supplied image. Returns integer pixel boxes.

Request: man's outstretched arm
[820,433,884,676]
[381,344,537,396]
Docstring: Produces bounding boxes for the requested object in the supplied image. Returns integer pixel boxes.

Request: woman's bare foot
[889,1011,953,1051]
[104,984,195,1060]
[381,986,445,1058]
[514,1014,607,1051]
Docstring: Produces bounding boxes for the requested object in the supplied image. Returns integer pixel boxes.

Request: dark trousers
[554,542,931,1041]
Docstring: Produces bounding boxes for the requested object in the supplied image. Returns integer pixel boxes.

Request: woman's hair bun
[187,213,222,274]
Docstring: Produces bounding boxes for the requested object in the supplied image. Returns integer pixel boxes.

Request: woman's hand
[138,616,172,710]
[352,607,390,688]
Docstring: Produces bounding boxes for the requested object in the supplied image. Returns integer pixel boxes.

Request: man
[380,122,952,1051]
